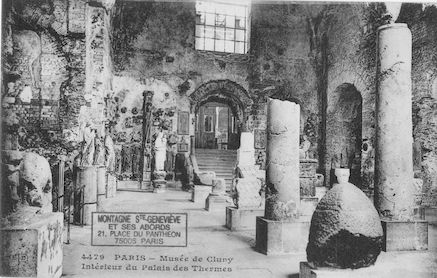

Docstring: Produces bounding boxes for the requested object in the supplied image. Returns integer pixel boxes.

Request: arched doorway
[196,101,239,149]
[325,83,363,187]
[190,80,252,150]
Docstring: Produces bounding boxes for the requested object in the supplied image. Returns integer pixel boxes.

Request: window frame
[195,1,250,54]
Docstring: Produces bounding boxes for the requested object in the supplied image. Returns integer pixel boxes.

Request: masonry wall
[111,1,251,167]
[249,3,323,167]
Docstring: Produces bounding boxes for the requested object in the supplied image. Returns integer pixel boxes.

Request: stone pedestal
[300,159,317,197]
[256,99,302,255]
[300,197,319,218]
[381,220,428,251]
[96,166,106,211]
[153,170,167,193]
[76,166,97,225]
[205,194,228,212]
[191,185,211,203]
[300,262,376,278]
[83,203,97,225]
[255,217,310,255]
[0,213,63,278]
[226,206,264,231]
[106,173,117,198]
[237,132,256,167]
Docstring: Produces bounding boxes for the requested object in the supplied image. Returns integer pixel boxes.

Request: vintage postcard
[1,0,436,277]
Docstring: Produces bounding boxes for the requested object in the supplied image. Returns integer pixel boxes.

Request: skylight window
[195,1,250,54]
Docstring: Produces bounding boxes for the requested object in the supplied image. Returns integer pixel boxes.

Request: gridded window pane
[235,41,245,54]
[226,15,235,28]
[205,13,215,25]
[235,17,245,28]
[216,14,225,27]
[225,28,234,40]
[195,25,204,37]
[195,1,249,54]
[205,38,214,51]
[235,29,245,41]
[215,39,225,52]
[196,12,205,24]
[225,40,234,52]
[195,37,205,50]
[215,27,225,40]
[205,26,215,38]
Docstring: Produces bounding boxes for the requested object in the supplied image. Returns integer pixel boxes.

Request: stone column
[375,23,415,220]
[375,23,428,251]
[265,99,300,220]
[256,99,305,255]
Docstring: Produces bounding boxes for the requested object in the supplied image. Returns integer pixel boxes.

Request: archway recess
[190,80,252,149]
[325,83,363,187]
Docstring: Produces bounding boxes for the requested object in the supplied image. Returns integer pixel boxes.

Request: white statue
[154,132,167,171]
[299,135,311,159]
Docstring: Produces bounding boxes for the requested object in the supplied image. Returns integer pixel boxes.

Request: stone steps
[195,149,237,189]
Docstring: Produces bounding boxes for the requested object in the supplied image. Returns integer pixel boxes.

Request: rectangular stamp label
[91,212,187,247]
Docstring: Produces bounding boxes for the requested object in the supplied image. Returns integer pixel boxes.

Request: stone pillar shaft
[375,23,415,220]
[265,99,300,221]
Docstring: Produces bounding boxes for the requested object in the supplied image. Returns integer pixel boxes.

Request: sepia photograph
[0,0,436,277]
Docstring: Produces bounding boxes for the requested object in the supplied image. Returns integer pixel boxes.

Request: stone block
[424,207,437,224]
[381,220,428,251]
[211,178,226,194]
[153,180,167,194]
[0,213,63,278]
[300,159,318,177]
[83,203,97,226]
[300,261,375,278]
[315,187,328,200]
[300,197,319,217]
[106,173,117,198]
[301,177,316,197]
[205,195,228,212]
[196,171,216,186]
[191,185,211,203]
[96,166,106,195]
[226,206,264,231]
[255,217,310,255]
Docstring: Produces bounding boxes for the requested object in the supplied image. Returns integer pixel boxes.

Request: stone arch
[325,83,363,187]
[190,79,252,127]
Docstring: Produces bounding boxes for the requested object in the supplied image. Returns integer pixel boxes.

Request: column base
[226,206,264,231]
[300,197,319,217]
[97,194,106,211]
[106,173,117,198]
[255,217,310,255]
[83,203,97,225]
[0,213,63,278]
[381,219,428,251]
[153,180,167,193]
[191,185,211,203]
[205,194,228,212]
[300,261,377,278]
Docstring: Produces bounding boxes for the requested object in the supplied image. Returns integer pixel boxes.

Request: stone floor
[63,185,437,278]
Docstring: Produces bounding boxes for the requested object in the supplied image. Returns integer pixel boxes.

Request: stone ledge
[382,219,428,251]
[191,185,211,203]
[226,206,264,231]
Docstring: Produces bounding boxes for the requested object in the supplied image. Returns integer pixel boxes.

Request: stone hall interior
[1,0,437,277]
